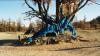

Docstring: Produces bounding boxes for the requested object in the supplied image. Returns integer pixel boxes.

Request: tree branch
[43,2,47,13]
[25,0,37,12]
[69,0,89,22]
[90,0,100,5]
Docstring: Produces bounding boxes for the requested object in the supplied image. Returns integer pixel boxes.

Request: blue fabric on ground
[26,37,33,43]
[31,24,57,40]
[31,16,77,40]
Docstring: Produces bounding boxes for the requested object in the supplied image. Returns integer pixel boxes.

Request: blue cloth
[26,37,32,43]
[59,17,77,38]
[31,16,77,40]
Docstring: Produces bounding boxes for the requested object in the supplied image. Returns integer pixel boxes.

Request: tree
[24,0,98,42]
[8,18,11,32]
[12,22,16,32]
[95,16,100,24]
[90,16,100,29]
[17,19,21,31]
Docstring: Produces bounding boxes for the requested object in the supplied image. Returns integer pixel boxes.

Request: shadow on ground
[0,39,18,46]
[51,46,100,51]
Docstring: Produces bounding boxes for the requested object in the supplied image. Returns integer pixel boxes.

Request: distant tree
[8,18,11,32]
[12,22,16,32]
[95,16,100,24]
[17,19,22,31]
[90,16,100,29]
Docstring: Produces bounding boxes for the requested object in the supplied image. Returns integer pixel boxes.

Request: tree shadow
[0,39,18,46]
[79,39,91,42]
[51,46,100,51]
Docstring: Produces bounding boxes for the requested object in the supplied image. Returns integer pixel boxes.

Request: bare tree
[23,0,99,42]
[24,0,53,24]
[17,19,22,31]
[8,18,11,32]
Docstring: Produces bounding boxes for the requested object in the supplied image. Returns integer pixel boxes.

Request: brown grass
[0,30,100,56]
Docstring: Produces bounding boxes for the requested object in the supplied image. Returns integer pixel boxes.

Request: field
[0,30,100,56]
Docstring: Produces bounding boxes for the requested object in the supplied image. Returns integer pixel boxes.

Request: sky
[0,0,100,27]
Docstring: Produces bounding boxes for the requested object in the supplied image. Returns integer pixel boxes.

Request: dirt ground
[0,30,100,56]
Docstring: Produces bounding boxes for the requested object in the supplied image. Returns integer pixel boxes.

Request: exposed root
[17,34,92,46]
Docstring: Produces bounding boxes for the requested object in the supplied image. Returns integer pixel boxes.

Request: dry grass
[0,30,100,56]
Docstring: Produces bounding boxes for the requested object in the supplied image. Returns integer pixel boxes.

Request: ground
[0,30,100,56]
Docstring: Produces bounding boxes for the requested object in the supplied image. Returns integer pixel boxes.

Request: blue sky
[0,0,100,26]
[0,0,30,26]
[76,2,100,21]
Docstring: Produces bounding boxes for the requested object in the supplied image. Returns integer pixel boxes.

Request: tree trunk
[56,0,60,23]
